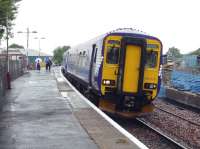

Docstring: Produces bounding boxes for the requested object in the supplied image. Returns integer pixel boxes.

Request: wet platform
[0,68,146,149]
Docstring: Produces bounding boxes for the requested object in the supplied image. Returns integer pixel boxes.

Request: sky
[1,0,200,54]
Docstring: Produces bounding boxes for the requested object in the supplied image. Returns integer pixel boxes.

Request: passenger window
[94,48,98,63]
[145,51,158,68]
[106,46,120,64]
[83,51,86,56]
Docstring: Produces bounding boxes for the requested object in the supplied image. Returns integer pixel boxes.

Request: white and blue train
[63,28,162,117]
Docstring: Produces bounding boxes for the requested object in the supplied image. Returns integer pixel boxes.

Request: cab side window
[106,46,120,64]
[145,51,158,68]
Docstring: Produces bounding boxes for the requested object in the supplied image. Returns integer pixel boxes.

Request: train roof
[71,28,161,50]
[107,28,149,36]
[106,28,161,41]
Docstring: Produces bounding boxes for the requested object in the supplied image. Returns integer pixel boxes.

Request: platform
[0,68,146,149]
[166,87,200,110]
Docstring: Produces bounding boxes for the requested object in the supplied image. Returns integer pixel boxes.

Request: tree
[166,47,182,61]
[53,46,70,64]
[9,43,24,49]
[189,48,200,55]
[0,0,21,42]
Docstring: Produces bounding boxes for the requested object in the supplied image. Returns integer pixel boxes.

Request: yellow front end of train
[99,35,162,117]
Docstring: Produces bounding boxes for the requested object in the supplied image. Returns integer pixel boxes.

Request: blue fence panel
[171,70,200,93]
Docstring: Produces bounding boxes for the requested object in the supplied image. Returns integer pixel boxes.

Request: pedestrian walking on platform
[48,58,52,71]
[45,57,52,72]
[36,60,41,71]
[35,57,42,71]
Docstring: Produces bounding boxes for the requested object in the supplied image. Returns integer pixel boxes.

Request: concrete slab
[0,70,98,149]
[166,87,200,110]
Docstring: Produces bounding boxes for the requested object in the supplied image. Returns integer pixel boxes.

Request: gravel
[114,98,200,149]
[115,118,179,149]
[141,99,200,148]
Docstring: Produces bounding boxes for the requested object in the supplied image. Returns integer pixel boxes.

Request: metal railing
[0,54,26,100]
[0,55,7,99]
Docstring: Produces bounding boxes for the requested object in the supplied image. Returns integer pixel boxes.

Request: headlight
[105,80,110,85]
[102,79,115,86]
[149,84,154,89]
[144,83,157,89]
[103,80,106,84]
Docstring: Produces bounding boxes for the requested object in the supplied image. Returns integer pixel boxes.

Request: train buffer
[0,68,147,149]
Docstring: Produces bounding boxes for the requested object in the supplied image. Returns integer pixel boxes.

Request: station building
[183,55,200,67]
[0,48,52,69]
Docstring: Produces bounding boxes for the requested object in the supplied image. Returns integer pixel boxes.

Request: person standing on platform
[36,60,41,71]
[45,57,49,71]
[45,57,52,72]
[48,58,52,72]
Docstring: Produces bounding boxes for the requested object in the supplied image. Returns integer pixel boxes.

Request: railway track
[136,118,188,149]
[155,106,200,128]
[61,69,196,148]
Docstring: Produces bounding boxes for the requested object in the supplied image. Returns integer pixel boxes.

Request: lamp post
[5,16,11,89]
[34,37,46,57]
[17,28,37,69]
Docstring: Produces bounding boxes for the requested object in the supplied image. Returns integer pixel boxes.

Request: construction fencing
[0,54,26,99]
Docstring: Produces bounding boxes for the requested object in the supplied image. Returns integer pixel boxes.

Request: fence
[0,55,7,99]
[0,54,26,99]
[170,70,200,94]
[158,57,200,98]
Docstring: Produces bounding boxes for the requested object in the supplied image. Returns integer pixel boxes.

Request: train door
[122,45,141,93]
[118,37,146,96]
[89,44,98,88]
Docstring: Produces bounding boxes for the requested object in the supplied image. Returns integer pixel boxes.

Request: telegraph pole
[34,37,46,57]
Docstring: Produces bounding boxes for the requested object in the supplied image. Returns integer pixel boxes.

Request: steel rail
[155,106,200,127]
[136,118,189,149]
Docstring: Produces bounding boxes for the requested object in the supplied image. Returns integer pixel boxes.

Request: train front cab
[99,35,161,117]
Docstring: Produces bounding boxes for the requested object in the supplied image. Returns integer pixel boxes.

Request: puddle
[28,81,37,84]
[60,92,68,98]
[57,78,64,82]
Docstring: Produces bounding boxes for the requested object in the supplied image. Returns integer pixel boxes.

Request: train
[62,28,162,118]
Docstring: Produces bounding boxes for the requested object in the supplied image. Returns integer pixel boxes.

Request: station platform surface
[0,68,144,149]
